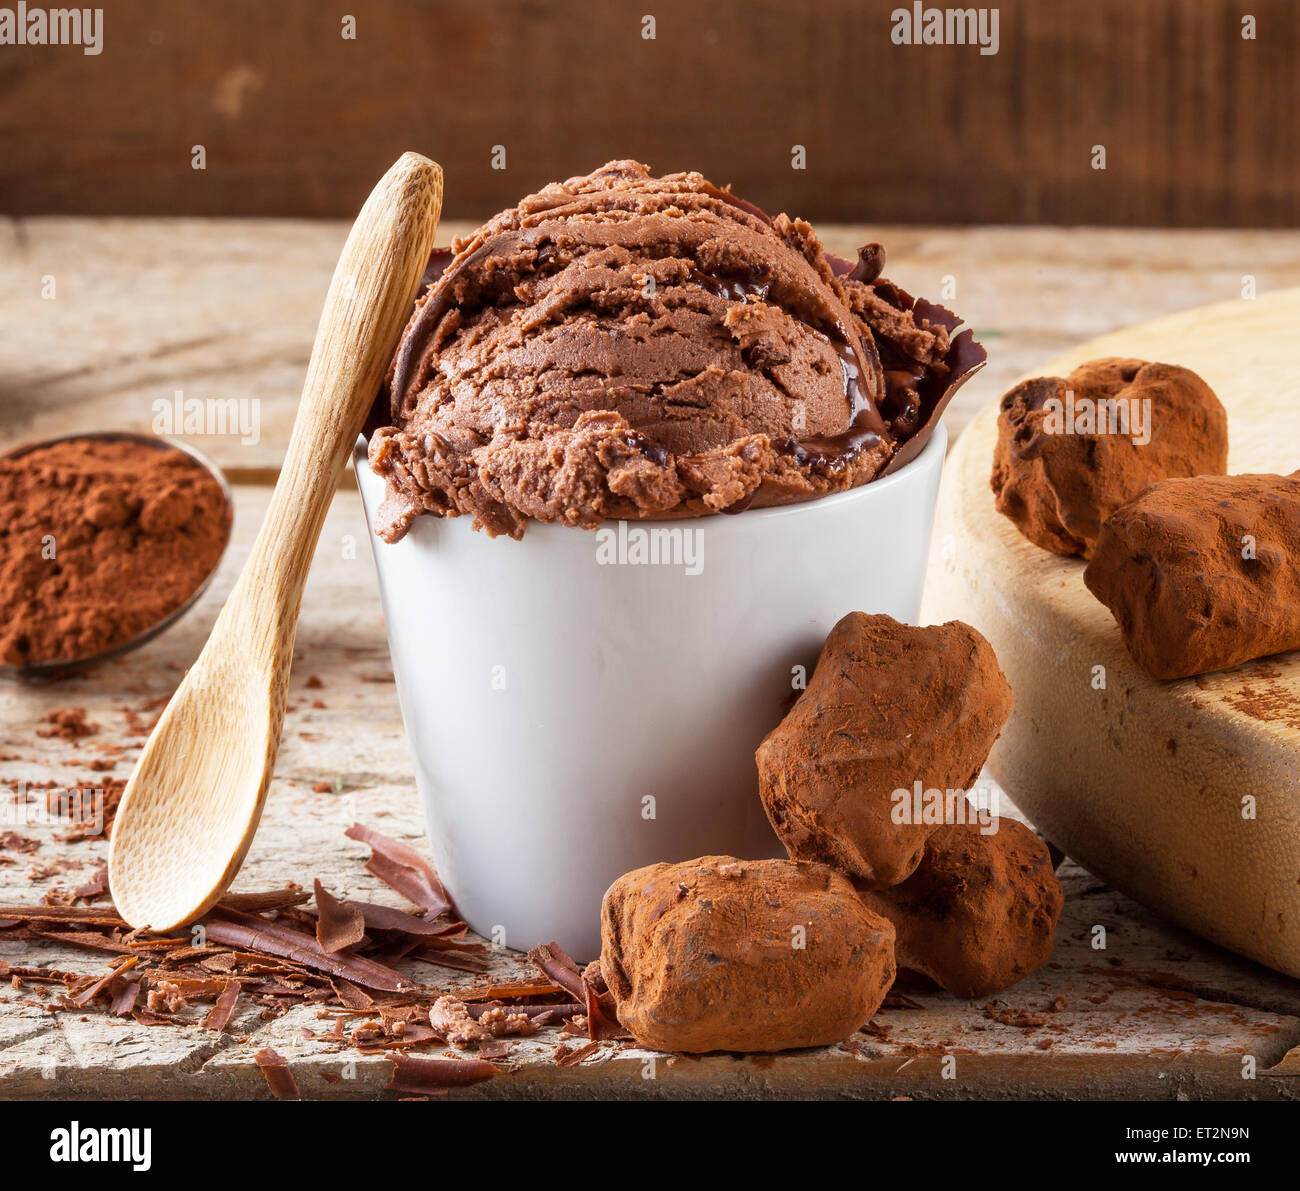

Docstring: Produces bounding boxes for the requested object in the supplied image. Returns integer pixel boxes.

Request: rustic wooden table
[2,220,1300,1100]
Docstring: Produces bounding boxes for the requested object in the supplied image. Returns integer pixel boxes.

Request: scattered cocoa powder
[37,707,99,741]
[0,436,231,667]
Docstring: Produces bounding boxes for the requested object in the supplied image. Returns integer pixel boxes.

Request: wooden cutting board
[924,288,1300,979]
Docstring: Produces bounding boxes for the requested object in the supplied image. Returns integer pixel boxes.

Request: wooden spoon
[108,152,443,931]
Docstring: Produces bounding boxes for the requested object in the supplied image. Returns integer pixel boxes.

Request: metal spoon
[109,153,443,931]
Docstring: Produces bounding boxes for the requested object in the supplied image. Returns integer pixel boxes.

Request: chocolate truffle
[858,818,1063,998]
[991,358,1228,558]
[1083,471,1300,680]
[600,856,895,1053]
[756,612,1013,889]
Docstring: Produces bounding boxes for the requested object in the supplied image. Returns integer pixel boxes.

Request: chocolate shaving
[109,978,140,1016]
[205,908,420,993]
[554,1040,602,1067]
[408,944,488,974]
[527,941,587,1003]
[72,864,108,902]
[203,979,242,1031]
[459,980,566,1003]
[0,904,128,926]
[70,956,136,1008]
[329,978,374,1010]
[34,930,140,955]
[254,1048,300,1099]
[347,900,465,937]
[345,823,453,919]
[584,982,628,1042]
[384,1053,499,1094]
[219,887,310,914]
[313,879,366,954]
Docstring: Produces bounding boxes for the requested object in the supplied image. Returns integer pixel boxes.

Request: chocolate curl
[219,887,311,914]
[254,1048,300,1099]
[527,941,587,1003]
[202,978,242,1031]
[0,904,128,927]
[205,907,420,994]
[846,243,885,285]
[344,823,454,920]
[529,944,628,1041]
[346,900,466,937]
[384,1053,500,1094]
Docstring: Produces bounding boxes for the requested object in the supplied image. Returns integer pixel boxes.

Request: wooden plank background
[1,0,1297,226]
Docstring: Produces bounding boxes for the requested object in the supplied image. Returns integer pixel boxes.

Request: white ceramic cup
[354,423,946,959]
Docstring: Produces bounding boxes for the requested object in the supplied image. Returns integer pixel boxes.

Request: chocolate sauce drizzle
[689,267,884,473]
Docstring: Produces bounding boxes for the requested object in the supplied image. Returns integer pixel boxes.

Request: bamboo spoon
[108,153,443,931]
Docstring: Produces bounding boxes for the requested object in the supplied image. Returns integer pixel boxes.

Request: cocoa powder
[0,437,231,667]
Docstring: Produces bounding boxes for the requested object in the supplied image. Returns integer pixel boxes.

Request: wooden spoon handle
[232,152,443,654]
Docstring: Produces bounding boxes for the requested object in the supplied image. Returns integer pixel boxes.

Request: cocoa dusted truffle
[1083,471,1300,680]
[599,856,895,1053]
[756,612,1013,889]
[858,818,1063,998]
[991,358,1228,558]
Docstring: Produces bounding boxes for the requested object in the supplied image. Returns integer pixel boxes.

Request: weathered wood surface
[2,487,1299,1100]
[4,219,1300,478]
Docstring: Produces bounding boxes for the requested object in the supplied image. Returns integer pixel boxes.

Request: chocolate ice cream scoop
[600,855,896,1053]
[368,160,984,540]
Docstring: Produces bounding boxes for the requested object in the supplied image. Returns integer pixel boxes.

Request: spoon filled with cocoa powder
[0,431,233,678]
